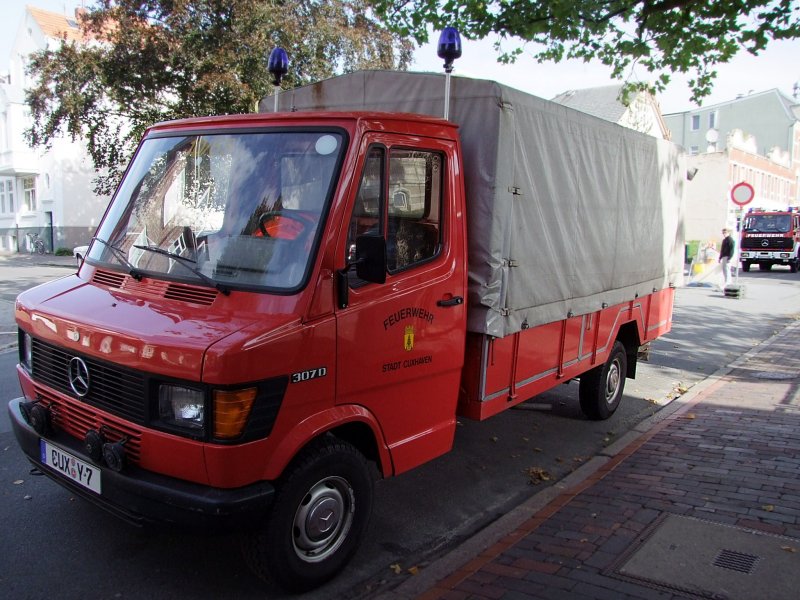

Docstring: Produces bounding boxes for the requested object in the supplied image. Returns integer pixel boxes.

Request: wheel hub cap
[292,476,354,562]
[306,496,342,540]
[605,362,621,404]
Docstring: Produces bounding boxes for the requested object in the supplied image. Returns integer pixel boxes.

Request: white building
[551,84,672,140]
[0,6,108,253]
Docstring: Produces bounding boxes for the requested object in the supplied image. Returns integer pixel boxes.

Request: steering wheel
[258,211,309,240]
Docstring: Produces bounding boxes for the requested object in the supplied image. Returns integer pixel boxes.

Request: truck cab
[10,112,467,591]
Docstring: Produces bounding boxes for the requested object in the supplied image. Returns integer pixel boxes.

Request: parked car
[73,244,89,265]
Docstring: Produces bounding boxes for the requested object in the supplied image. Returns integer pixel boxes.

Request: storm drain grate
[751,371,796,380]
[712,549,760,574]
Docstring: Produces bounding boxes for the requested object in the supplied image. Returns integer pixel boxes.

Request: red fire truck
[9,70,684,591]
[739,207,800,273]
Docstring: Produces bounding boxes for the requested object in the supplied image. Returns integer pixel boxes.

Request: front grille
[741,236,794,250]
[29,337,287,445]
[32,339,147,424]
[35,386,142,464]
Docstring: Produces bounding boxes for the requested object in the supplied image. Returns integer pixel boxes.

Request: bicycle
[28,232,45,255]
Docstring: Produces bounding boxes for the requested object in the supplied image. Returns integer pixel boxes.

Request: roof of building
[663,88,799,121]
[551,84,629,123]
[27,5,85,43]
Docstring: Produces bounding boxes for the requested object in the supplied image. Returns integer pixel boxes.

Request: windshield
[89,129,345,292]
[743,214,792,233]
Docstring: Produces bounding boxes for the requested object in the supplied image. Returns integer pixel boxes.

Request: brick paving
[416,321,800,600]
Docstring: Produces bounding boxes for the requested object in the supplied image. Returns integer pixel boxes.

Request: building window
[691,115,700,131]
[22,176,36,212]
[709,111,717,129]
[1,179,14,213]
[689,145,699,155]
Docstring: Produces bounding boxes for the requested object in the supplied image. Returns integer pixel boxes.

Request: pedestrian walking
[719,227,735,287]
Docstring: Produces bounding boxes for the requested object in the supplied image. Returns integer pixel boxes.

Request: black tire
[741,261,751,272]
[579,341,627,420]
[243,436,374,593]
[759,263,771,271]
[790,259,798,274]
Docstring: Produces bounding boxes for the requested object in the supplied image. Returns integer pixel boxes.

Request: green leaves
[374,0,799,103]
[25,0,412,195]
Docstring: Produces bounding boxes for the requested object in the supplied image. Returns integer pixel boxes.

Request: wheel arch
[615,320,641,379]
[265,406,393,480]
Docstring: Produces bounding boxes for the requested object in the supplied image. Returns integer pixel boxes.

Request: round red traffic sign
[730,182,754,206]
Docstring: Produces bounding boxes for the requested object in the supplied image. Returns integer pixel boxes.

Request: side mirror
[355,234,386,284]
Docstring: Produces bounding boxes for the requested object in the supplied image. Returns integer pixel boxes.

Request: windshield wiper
[91,237,144,281]
[133,244,231,296]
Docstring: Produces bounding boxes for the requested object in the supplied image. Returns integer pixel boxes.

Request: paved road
[0,256,798,599]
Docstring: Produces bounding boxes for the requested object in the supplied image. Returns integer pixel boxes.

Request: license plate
[40,439,102,494]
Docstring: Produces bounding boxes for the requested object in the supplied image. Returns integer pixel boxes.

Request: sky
[3,0,799,114]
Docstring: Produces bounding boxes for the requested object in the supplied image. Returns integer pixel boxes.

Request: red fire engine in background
[739,207,800,273]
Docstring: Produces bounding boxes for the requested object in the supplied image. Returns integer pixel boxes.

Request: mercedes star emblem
[68,357,90,397]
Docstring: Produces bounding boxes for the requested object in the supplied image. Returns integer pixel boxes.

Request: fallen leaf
[490,436,499,443]
[526,466,552,484]
[685,413,696,420]
[13,480,24,485]
[390,563,402,574]
[533,447,542,453]
[407,566,420,575]
[763,505,775,512]
[781,546,797,553]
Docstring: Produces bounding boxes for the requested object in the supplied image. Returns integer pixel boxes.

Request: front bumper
[740,251,794,263]
[8,397,274,531]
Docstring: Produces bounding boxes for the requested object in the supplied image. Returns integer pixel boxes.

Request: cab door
[335,132,467,475]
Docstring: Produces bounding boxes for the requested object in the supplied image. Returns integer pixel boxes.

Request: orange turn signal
[213,388,257,439]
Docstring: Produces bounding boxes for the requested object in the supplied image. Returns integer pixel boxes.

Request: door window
[346,146,443,282]
[387,150,442,272]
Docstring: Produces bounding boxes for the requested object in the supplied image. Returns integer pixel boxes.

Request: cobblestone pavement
[393,321,800,600]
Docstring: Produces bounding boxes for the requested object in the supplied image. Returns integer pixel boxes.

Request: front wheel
[741,261,751,272]
[579,341,627,420]
[243,436,374,593]
[790,258,798,274]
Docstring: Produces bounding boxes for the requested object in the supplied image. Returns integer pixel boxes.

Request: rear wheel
[790,258,798,273]
[579,341,627,420]
[759,263,772,271]
[243,436,374,593]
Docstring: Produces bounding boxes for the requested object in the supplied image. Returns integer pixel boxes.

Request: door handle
[437,296,463,307]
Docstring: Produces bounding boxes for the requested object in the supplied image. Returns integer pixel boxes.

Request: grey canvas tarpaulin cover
[266,71,685,338]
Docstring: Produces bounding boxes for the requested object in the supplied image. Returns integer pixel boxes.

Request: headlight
[158,385,205,432]
[20,331,33,372]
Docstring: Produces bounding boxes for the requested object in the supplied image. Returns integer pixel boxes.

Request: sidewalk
[0,252,77,351]
[0,250,79,269]
[385,320,800,600]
